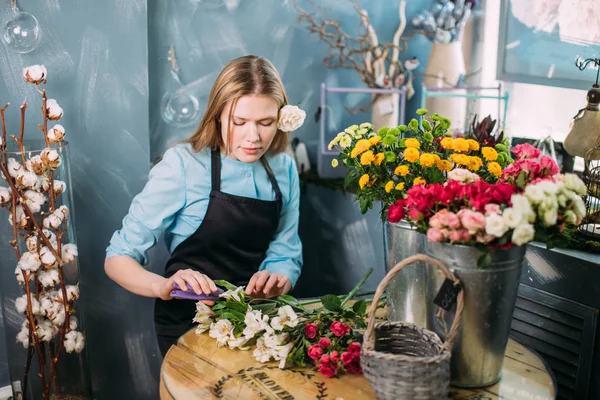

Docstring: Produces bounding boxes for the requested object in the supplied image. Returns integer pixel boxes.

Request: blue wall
[0,0,434,398]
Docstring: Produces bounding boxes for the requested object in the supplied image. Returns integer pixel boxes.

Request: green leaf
[352,300,367,315]
[343,169,358,191]
[224,301,248,314]
[359,196,372,214]
[477,251,492,269]
[214,280,237,291]
[277,294,299,304]
[221,311,245,321]
[250,303,276,313]
[321,294,343,312]
[516,171,526,189]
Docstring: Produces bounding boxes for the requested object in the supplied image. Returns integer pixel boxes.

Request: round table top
[160,328,556,400]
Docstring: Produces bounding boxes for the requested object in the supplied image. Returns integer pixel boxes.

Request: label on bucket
[434,279,462,311]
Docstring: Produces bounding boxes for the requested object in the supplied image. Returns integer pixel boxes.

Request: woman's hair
[183,55,289,154]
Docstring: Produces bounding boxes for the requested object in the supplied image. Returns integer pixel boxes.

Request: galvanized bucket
[383,221,438,330]
[426,241,526,388]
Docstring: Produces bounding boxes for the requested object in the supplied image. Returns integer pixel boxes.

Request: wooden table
[160,328,556,400]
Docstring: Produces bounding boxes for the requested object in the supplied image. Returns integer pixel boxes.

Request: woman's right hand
[156,269,218,305]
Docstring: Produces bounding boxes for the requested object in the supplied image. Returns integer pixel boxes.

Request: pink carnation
[539,155,559,176]
[512,143,541,159]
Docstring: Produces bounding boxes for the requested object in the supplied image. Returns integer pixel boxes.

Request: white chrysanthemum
[48,124,65,143]
[564,173,587,196]
[277,105,306,132]
[360,122,373,129]
[38,269,60,287]
[339,134,353,149]
[512,223,535,246]
[46,99,63,120]
[7,158,23,177]
[253,337,273,363]
[219,287,244,302]
[344,125,359,134]
[61,243,78,263]
[0,187,11,206]
[269,305,299,331]
[209,320,234,347]
[18,251,41,272]
[53,180,66,196]
[23,64,47,84]
[485,213,509,238]
[23,190,47,213]
[16,171,38,189]
[64,331,85,353]
[9,205,27,228]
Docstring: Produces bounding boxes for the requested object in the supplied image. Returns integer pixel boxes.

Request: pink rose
[484,204,501,216]
[429,212,443,229]
[512,143,541,159]
[308,344,323,360]
[319,337,331,348]
[304,323,318,339]
[539,155,559,176]
[319,354,331,364]
[427,227,444,242]
[447,230,463,242]
[446,212,461,229]
[330,351,339,362]
[318,361,338,378]
[347,342,361,356]
[341,351,354,365]
[330,322,350,337]
[345,359,362,374]
[459,210,486,232]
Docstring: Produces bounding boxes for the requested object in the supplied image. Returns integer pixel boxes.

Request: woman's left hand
[245,271,292,298]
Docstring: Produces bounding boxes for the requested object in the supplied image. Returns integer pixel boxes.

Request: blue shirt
[105,144,303,287]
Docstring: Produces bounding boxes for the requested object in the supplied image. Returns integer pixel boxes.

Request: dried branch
[389,1,407,78]
[344,95,379,115]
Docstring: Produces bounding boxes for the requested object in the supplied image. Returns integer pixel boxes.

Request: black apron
[154,149,282,356]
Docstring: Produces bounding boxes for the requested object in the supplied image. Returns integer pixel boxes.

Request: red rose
[319,354,331,364]
[345,359,363,374]
[304,323,318,339]
[307,344,323,360]
[330,322,350,337]
[347,342,361,356]
[341,351,353,365]
[330,351,339,362]
[319,337,331,348]
[387,202,405,223]
[318,362,338,378]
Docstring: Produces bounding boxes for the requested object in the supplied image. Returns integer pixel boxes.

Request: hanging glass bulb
[2,2,41,54]
[160,89,201,128]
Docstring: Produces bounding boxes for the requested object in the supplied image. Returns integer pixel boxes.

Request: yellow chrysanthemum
[488,161,502,177]
[467,139,480,151]
[373,152,385,166]
[436,159,453,171]
[467,156,483,171]
[395,182,405,191]
[431,154,441,162]
[360,150,375,165]
[385,181,394,193]
[359,174,370,189]
[481,147,498,161]
[440,137,454,150]
[403,147,420,163]
[450,153,468,165]
[331,159,339,168]
[453,138,469,152]
[394,165,410,176]
[419,153,437,168]
[350,139,372,158]
[404,138,420,149]
[369,136,381,145]
[413,177,426,186]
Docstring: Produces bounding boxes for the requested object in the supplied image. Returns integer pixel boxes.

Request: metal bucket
[383,220,438,330]
[426,241,526,388]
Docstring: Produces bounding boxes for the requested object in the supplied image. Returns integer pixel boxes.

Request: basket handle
[363,254,464,352]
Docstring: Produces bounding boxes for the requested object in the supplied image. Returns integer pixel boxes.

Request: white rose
[46,99,63,120]
[535,180,559,195]
[542,207,558,227]
[64,331,85,353]
[61,243,78,263]
[564,173,587,196]
[524,185,545,204]
[572,194,586,218]
[511,223,535,246]
[485,213,509,238]
[48,124,65,143]
[447,168,480,184]
[0,187,11,206]
[23,65,47,84]
[277,105,306,132]
[502,207,523,229]
[510,194,535,223]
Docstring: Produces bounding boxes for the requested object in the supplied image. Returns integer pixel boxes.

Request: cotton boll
[9,205,28,229]
[61,243,78,263]
[22,190,47,213]
[0,187,11,207]
[38,269,60,287]
[18,251,41,272]
[64,331,85,353]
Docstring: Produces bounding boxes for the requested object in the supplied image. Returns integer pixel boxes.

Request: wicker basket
[361,254,464,400]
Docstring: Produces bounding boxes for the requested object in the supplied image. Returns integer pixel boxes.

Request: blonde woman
[104,55,305,355]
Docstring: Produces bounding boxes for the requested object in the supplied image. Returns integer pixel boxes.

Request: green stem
[341,267,373,307]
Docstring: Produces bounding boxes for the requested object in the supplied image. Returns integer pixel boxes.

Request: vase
[423,41,467,131]
[0,140,92,399]
[426,241,526,388]
[371,93,399,131]
[383,220,438,330]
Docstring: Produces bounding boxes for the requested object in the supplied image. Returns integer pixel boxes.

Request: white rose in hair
[23,64,47,84]
[48,124,65,143]
[277,105,306,132]
[46,99,63,120]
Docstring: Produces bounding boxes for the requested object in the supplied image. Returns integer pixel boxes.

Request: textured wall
[0,0,436,398]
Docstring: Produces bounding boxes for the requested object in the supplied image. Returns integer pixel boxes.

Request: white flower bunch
[277,105,306,132]
[448,168,481,184]
[328,123,373,150]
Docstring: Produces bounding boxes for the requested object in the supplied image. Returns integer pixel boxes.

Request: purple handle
[169,283,224,301]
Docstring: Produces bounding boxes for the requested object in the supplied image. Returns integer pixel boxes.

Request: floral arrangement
[328,109,513,215]
[0,65,84,399]
[387,143,587,265]
[193,272,374,378]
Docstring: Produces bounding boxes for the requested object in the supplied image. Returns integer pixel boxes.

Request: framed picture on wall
[497,0,600,90]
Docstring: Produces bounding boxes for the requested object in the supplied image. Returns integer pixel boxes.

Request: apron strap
[260,157,283,202]
[211,149,221,192]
